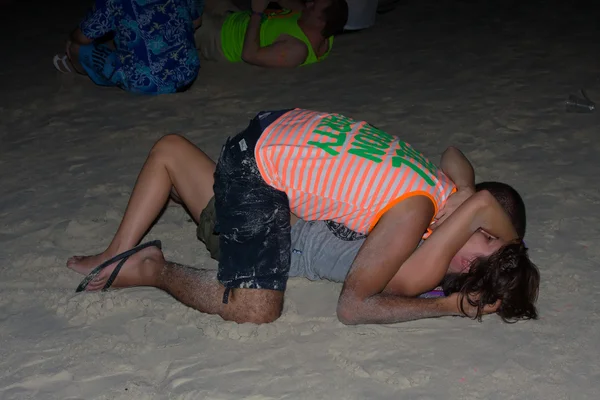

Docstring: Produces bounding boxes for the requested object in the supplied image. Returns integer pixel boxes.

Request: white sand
[2,1,600,399]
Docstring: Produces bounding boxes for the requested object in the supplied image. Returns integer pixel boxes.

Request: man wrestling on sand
[68,108,539,325]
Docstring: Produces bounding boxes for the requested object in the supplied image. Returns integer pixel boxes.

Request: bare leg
[89,246,283,324]
[66,29,95,75]
[66,41,87,75]
[68,134,216,274]
[159,262,283,323]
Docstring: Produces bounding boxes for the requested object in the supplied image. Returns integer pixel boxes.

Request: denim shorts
[213,109,292,297]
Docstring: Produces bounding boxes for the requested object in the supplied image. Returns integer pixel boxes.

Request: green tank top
[220,9,334,66]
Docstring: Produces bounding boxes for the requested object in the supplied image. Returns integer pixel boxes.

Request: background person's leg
[74,43,121,87]
[65,41,86,74]
[64,27,96,74]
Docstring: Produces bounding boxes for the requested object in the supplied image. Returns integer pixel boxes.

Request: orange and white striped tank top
[255,109,456,234]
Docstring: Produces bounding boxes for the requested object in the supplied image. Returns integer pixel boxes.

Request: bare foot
[67,251,119,275]
[75,246,165,292]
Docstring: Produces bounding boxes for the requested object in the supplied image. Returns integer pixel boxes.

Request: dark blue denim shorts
[213,110,292,296]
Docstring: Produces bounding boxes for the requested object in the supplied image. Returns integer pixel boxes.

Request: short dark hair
[442,242,540,323]
[475,181,527,238]
[322,0,349,38]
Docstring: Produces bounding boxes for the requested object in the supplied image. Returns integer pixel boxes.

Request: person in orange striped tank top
[67,109,539,325]
[255,109,457,235]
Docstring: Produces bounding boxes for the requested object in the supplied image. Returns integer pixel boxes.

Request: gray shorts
[197,201,366,283]
[194,12,227,61]
[195,0,243,61]
[289,220,366,282]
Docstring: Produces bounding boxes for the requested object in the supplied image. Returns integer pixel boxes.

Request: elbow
[241,49,255,64]
[442,146,459,157]
[473,189,496,208]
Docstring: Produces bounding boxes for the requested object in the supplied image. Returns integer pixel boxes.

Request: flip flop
[75,240,162,293]
[53,54,73,73]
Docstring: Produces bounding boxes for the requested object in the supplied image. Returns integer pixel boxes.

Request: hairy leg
[68,134,216,274]
[159,262,284,323]
[91,246,283,323]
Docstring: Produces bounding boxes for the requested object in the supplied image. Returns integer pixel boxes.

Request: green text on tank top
[220,10,334,66]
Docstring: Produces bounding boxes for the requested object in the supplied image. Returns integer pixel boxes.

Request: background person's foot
[53,54,75,73]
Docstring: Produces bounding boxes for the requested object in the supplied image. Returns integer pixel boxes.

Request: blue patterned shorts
[78,43,123,88]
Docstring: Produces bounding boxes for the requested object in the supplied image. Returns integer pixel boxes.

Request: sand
[1,0,600,399]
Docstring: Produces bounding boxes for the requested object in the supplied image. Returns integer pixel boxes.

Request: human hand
[251,0,270,12]
[446,292,501,319]
[431,187,475,230]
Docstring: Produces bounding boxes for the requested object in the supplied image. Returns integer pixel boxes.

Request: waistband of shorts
[232,109,293,153]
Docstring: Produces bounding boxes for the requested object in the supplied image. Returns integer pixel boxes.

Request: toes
[66,256,81,265]
[86,279,106,292]
[66,256,88,269]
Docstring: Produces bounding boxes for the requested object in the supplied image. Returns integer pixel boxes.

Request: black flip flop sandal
[75,240,162,293]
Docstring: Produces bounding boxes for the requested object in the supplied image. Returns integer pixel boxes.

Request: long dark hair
[442,241,540,322]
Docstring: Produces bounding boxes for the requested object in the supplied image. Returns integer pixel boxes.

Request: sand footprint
[54,292,157,326]
[328,349,431,389]
[197,319,287,342]
[1,370,74,398]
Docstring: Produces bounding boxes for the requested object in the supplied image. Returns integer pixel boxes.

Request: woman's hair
[442,241,540,322]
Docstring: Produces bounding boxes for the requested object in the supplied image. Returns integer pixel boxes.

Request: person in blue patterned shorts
[53,0,205,94]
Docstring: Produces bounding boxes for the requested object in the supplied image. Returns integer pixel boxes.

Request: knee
[220,289,283,324]
[221,310,281,325]
[150,134,188,160]
[226,304,282,324]
[243,308,281,324]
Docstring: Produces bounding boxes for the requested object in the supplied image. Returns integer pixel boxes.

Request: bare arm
[242,0,307,67]
[337,191,518,325]
[241,12,307,67]
[440,146,475,191]
[434,147,476,226]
